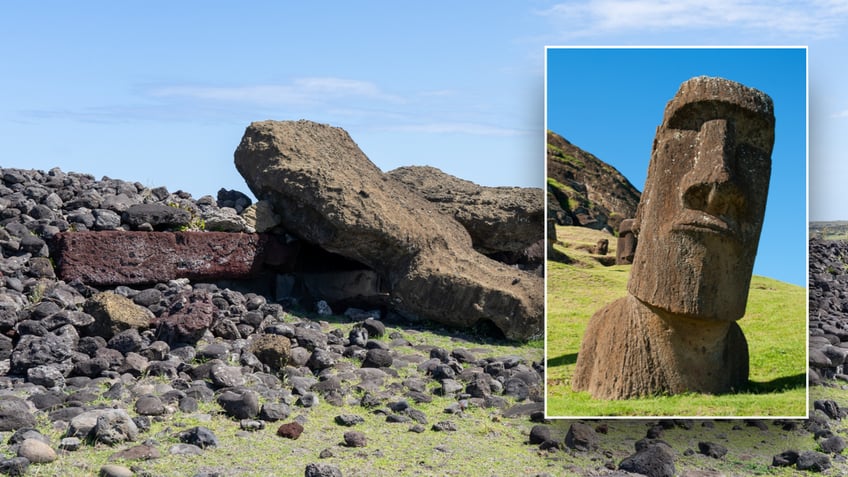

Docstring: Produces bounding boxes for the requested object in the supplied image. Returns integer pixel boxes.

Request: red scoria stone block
[276,422,304,440]
[52,231,291,286]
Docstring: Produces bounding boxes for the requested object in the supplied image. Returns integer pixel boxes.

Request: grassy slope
[19,321,550,477]
[546,226,807,417]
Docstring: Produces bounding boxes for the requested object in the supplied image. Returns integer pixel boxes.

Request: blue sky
[547,47,807,286]
[2,1,848,286]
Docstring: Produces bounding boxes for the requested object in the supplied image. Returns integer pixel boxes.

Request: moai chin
[572,76,774,400]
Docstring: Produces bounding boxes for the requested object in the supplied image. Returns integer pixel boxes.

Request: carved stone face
[628,76,775,320]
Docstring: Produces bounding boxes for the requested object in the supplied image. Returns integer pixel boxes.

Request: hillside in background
[810,220,848,240]
[547,130,641,234]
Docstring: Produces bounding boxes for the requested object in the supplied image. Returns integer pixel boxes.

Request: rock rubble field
[0,164,551,475]
[0,119,839,475]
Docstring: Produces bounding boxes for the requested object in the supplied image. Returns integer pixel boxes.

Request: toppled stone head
[630,76,775,320]
[571,77,774,399]
[234,120,543,341]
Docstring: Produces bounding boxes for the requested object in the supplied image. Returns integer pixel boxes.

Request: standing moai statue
[572,76,774,399]
[592,239,609,256]
[615,218,637,265]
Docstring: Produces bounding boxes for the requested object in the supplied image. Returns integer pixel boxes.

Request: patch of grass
[22,320,545,477]
[538,418,813,476]
[548,179,584,212]
[546,177,567,191]
[549,225,618,267]
[546,226,807,417]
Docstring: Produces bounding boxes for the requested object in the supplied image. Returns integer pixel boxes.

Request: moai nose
[681,119,746,217]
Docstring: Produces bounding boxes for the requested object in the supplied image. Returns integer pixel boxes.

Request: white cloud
[149,77,404,106]
[540,0,848,38]
[385,122,529,136]
[832,109,848,118]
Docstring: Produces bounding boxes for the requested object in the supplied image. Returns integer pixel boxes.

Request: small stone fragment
[99,464,134,477]
[277,422,304,440]
[17,438,57,463]
[343,431,367,447]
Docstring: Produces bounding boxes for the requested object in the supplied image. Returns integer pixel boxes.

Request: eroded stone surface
[234,120,542,340]
[387,165,543,255]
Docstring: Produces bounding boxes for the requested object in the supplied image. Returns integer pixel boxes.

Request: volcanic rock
[217,390,260,419]
[84,292,154,340]
[277,421,304,440]
[698,441,728,459]
[0,457,30,476]
[92,409,139,445]
[343,430,367,447]
[234,120,542,340]
[797,450,831,472]
[248,334,292,370]
[619,442,676,477]
[17,439,57,464]
[565,422,600,451]
[241,200,281,233]
[153,290,217,344]
[53,231,281,286]
[122,203,192,230]
[178,426,219,448]
[305,463,343,477]
[0,397,36,431]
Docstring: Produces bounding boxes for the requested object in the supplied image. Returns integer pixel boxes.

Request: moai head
[629,76,775,320]
[616,218,637,265]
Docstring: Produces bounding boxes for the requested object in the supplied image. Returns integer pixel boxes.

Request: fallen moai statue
[234,120,543,341]
[387,165,543,260]
[572,76,775,398]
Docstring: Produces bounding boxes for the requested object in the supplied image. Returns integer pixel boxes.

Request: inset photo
[545,46,807,418]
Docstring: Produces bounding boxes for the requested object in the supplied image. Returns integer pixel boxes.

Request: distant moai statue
[615,218,637,265]
[547,218,558,243]
[592,239,609,255]
[572,76,775,399]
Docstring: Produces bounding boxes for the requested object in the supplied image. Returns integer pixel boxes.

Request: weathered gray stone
[387,165,543,255]
[84,292,153,340]
[17,438,57,464]
[248,334,292,370]
[0,396,36,431]
[122,203,191,230]
[68,410,106,439]
[93,409,138,445]
[305,463,343,477]
[202,207,246,232]
[565,422,599,451]
[217,390,260,419]
[241,200,281,233]
[234,120,542,340]
[10,332,76,376]
[619,443,676,477]
[99,464,134,477]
